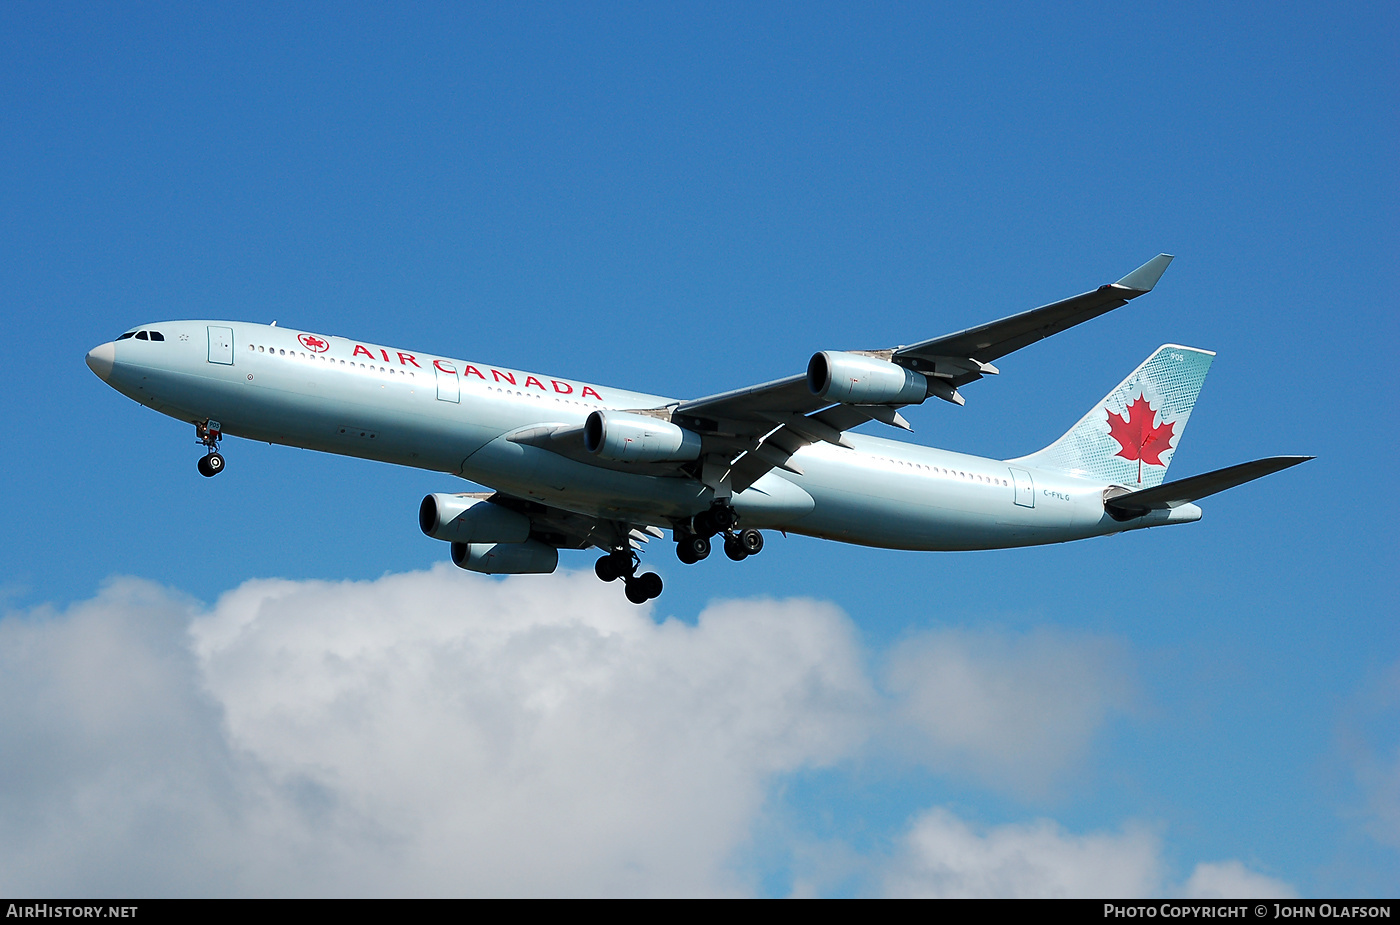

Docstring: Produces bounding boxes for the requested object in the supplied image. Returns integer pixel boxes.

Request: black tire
[711,504,737,531]
[683,534,711,561]
[724,535,748,561]
[207,452,224,474]
[676,542,698,565]
[738,528,764,555]
[692,510,716,537]
[197,456,213,477]
[595,555,621,582]
[624,580,649,604]
[636,572,663,600]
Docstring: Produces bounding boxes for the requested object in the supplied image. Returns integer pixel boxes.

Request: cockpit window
[135,331,149,340]
[149,331,164,341]
[117,332,136,340]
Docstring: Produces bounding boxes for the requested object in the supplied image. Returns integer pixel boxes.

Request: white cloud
[881,809,1296,899]
[0,569,873,896]
[883,627,1134,795]
[188,569,873,895]
[1180,860,1296,899]
[882,807,1162,898]
[0,567,1295,896]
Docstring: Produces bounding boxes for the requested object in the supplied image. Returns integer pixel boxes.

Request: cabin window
[117,332,135,340]
[135,331,149,340]
[149,332,164,341]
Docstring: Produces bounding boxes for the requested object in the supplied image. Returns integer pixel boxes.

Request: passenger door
[1009,467,1035,508]
[435,361,460,403]
[207,326,234,365]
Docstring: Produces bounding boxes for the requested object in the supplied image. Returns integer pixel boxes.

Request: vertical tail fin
[1010,345,1215,487]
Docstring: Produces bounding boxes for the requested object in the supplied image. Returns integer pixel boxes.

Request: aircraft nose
[86,342,116,381]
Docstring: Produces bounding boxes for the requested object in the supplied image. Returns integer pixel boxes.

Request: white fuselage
[87,321,1200,552]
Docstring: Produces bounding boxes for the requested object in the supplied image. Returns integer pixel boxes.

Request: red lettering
[380,349,391,362]
[353,345,374,359]
[581,386,602,400]
[398,352,421,368]
[551,380,573,394]
[433,359,456,374]
[524,376,545,390]
[463,365,486,379]
[492,369,516,385]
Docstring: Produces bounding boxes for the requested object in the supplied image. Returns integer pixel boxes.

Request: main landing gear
[593,501,766,604]
[676,500,765,564]
[595,550,663,605]
[195,420,225,477]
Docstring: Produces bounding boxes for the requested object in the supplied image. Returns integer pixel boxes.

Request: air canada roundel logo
[298,333,330,353]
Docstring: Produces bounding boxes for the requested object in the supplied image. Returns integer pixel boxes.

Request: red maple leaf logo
[1106,394,1175,483]
[298,333,329,352]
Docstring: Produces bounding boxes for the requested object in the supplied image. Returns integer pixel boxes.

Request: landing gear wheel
[206,452,224,475]
[677,534,710,564]
[723,534,748,561]
[595,555,622,582]
[625,572,663,604]
[710,503,737,532]
[738,528,764,555]
[637,572,662,599]
[596,551,634,582]
[197,456,212,477]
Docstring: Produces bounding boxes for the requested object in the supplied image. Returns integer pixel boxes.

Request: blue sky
[1,2,1395,896]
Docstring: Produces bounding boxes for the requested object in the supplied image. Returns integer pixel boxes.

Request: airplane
[84,254,1310,603]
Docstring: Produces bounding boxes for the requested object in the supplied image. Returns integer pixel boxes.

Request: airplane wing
[668,254,1175,492]
[1103,456,1313,521]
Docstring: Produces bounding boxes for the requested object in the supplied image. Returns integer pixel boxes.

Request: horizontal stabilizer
[1104,456,1313,521]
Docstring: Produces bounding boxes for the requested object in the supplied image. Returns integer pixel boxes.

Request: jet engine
[807,351,929,405]
[584,410,702,463]
[451,540,559,574]
[419,494,531,544]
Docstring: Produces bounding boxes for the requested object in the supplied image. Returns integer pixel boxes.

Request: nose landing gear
[195,420,225,477]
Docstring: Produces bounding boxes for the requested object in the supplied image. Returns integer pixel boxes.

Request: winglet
[1114,254,1174,293]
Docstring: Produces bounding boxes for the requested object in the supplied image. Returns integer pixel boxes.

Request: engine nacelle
[583,410,702,463]
[451,540,559,575]
[419,494,531,544]
[807,351,928,405]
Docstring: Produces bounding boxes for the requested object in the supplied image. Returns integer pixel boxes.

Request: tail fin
[1010,345,1215,488]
